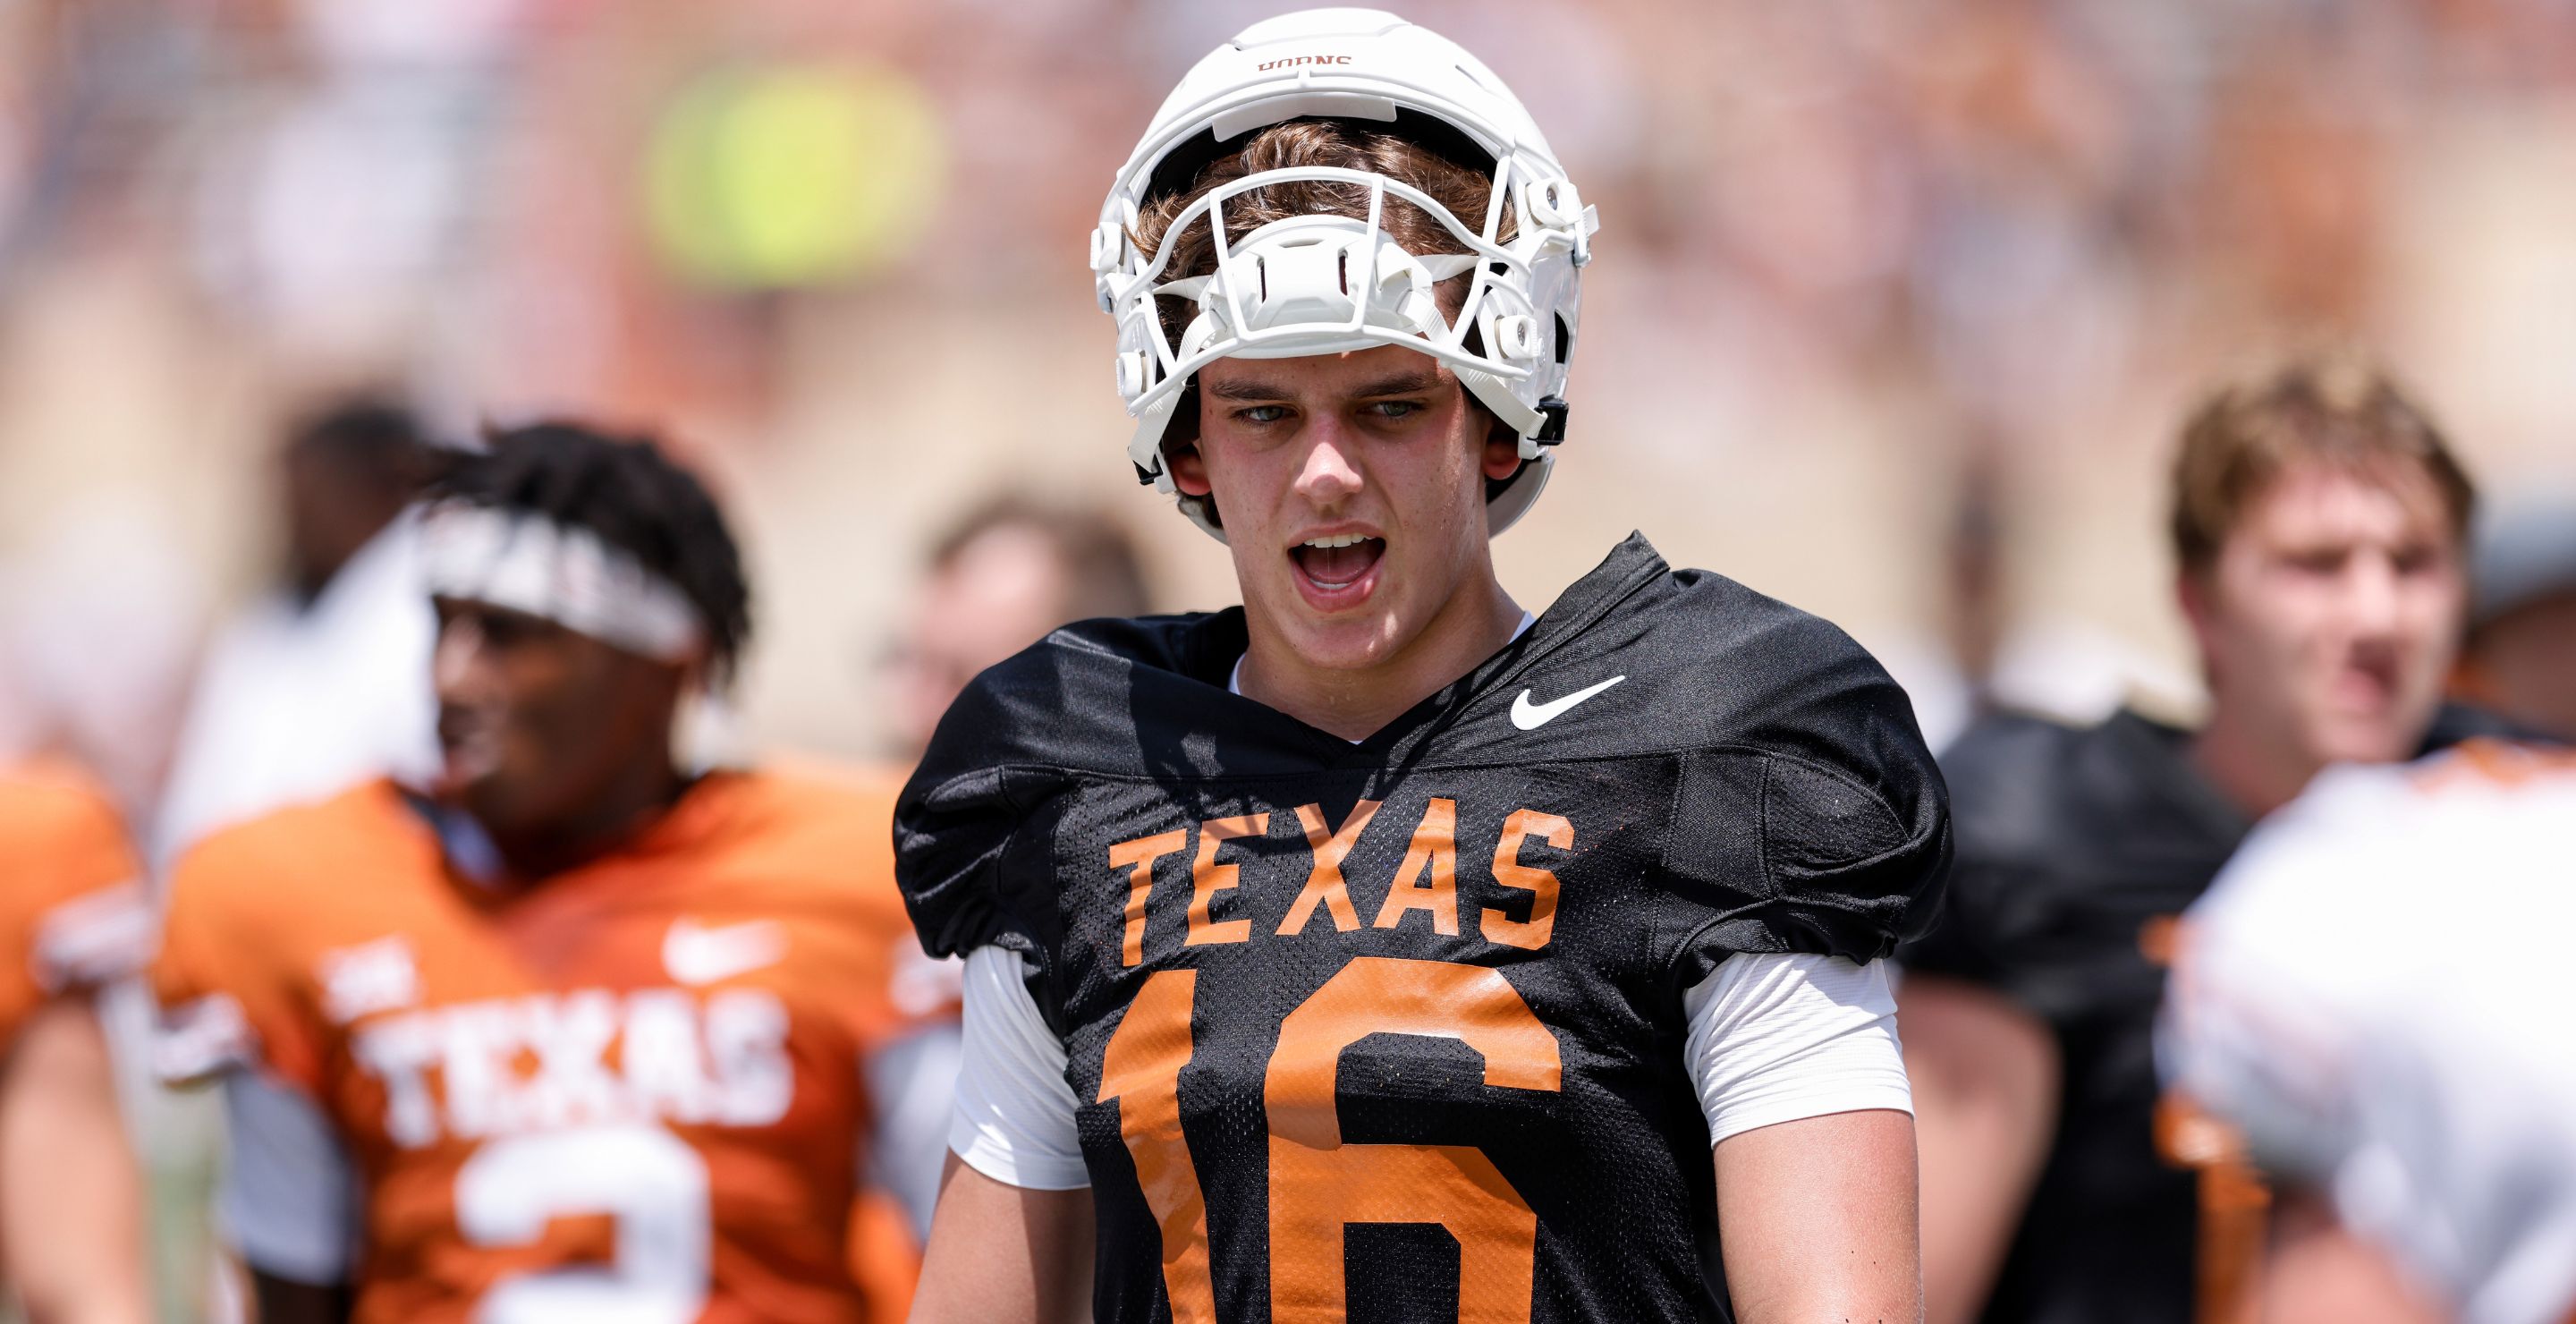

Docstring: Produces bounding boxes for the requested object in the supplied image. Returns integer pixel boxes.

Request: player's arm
[0,996,149,1324]
[1716,1108,1921,1324]
[213,1069,363,1324]
[154,835,360,1324]
[1898,972,2058,1324]
[913,1155,1094,1324]
[910,946,1096,1324]
[1690,953,1925,1324]
[2244,1192,2445,1324]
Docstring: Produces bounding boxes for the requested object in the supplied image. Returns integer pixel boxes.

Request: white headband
[419,503,708,663]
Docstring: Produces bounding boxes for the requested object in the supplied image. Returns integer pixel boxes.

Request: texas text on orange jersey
[0,758,152,1040]
[152,765,945,1324]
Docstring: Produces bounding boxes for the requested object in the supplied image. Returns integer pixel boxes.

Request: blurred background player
[852,495,1154,1202]
[152,424,945,1323]
[1900,355,2506,1324]
[879,495,1151,761]
[2161,742,2576,1324]
[0,759,153,1323]
[152,398,446,866]
[2454,495,2576,742]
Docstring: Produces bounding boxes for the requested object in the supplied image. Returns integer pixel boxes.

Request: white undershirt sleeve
[221,1069,363,1285]
[950,946,1089,1191]
[1683,952,1912,1145]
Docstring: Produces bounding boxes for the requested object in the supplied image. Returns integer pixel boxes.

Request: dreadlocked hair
[439,421,754,683]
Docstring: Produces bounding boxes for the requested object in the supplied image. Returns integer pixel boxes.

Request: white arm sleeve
[950,946,1089,1191]
[1683,952,1912,1145]
[221,1069,362,1285]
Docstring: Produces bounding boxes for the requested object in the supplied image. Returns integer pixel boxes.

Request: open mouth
[1288,532,1386,608]
[436,707,504,791]
[2327,659,2402,713]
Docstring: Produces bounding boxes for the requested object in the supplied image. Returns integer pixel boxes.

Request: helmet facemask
[1108,153,1583,540]
[1097,13,1597,540]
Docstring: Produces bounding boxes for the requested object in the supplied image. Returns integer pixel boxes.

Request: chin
[457,779,536,834]
[2308,714,2421,768]
[1284,612,1404,672]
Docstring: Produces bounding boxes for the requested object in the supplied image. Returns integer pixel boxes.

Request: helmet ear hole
[1164,378,1202,447]
[1158,378,1224,534]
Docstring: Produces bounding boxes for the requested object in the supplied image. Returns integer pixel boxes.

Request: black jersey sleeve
[1650,595,1952,976]
[891,655,1067,970]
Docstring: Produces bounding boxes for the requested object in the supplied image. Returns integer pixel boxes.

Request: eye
[2285,548,2346,576]
[1236,404,1292,425]
[1363,400,1422,420]
[476,607,555,649]
[2390,544,2448,577]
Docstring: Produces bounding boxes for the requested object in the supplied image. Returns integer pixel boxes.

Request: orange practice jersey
[154,767,944,1324]
[0,760,149,1041]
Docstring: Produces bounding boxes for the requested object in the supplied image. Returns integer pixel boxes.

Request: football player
[154,424,948,1323]
[1899,356,2508,1324]
[895,11,1950,1322]
[2161,742,2576,1324]
[0,759,154,1323]
[2455,496,2576,741]
[885,496,1152,760]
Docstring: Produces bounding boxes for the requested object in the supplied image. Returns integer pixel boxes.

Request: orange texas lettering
[1107,800,1575,965]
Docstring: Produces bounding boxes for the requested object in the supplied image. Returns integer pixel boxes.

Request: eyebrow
[1203,369,1445,402]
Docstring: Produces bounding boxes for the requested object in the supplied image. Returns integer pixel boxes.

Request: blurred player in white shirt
[153,400,445,866]
[2161,742,2576,1324]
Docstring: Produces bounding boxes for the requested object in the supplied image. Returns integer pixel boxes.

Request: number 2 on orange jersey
[1097,956,1563,1324]
[453,1125,710,1323]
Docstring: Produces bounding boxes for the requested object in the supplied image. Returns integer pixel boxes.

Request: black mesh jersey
[895,533,1950,1324]
[1899,702,2539,1324]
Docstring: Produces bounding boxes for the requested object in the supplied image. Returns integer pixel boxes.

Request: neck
[482,755,691,883]
[1240,573,1523,743]
[2188,699,2318,821]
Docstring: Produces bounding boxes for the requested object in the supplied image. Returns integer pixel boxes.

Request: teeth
[1301,533,1375,549]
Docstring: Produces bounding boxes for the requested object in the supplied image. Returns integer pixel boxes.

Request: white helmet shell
[1095,7,1597,541]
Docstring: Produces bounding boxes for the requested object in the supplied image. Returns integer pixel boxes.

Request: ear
[1479,415,1525,482]
[1166,441,1213,497]
[2175,566,2219,654]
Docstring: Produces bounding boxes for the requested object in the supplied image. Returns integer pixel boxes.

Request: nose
[1292,418,1363,508]
[432,614,489,701]
[2342,550,2403,640]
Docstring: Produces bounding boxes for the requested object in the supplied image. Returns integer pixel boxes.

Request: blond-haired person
[1902,356,2499,1324]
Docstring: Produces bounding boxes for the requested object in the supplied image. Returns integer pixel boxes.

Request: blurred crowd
[0,0,2568,1320]
[1,0,2573,793]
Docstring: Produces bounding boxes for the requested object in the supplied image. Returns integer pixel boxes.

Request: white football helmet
[1094,7,1599,540]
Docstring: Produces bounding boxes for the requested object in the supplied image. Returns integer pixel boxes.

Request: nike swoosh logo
[1510,675,1627,731]
[663,918,787,987]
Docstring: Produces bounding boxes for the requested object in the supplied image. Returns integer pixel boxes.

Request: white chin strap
[419,503,708,664]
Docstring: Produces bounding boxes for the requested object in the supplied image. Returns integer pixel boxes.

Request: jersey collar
[1184,531,1671,761]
